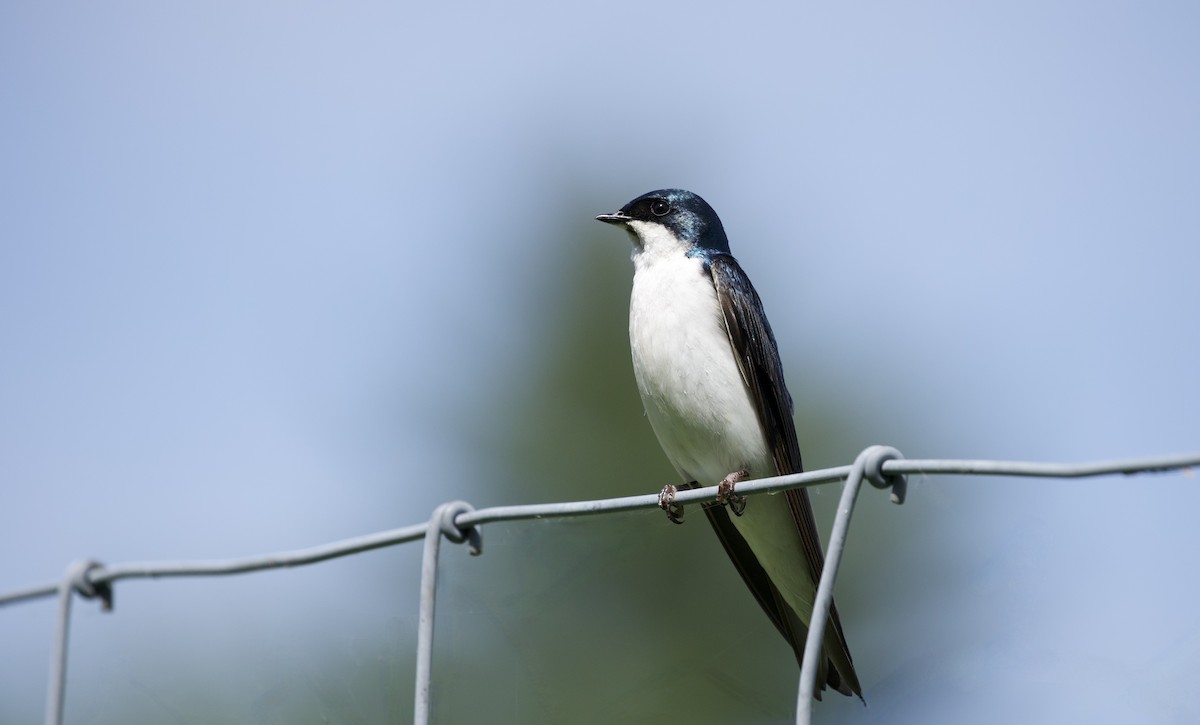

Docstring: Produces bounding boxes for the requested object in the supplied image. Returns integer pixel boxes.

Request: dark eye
[650,199,671,216]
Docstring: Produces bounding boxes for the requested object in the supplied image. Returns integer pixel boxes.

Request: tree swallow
[596,189,861,699]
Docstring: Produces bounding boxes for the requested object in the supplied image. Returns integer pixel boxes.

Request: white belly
[628,252,773,485]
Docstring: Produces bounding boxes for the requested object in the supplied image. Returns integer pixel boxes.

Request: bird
[596,188,861,699]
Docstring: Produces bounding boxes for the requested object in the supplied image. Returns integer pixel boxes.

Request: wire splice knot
[64,560,113,612]
[434,501,482,556]
[862,445,907,505]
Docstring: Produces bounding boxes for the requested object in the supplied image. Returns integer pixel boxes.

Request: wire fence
[3,445,1198,725]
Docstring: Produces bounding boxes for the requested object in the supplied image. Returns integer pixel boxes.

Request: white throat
[626,219,690,270]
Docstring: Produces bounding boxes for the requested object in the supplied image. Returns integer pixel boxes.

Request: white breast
[628,236,773,486]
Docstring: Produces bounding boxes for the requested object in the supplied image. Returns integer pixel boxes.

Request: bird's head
[596,188,731,257]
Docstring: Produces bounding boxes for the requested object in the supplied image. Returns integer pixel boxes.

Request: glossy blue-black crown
[602,188,731,255]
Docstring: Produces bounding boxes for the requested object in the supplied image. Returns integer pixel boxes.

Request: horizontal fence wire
[3,447,1199,725]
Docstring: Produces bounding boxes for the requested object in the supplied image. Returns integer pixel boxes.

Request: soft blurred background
[2,2,1198,723]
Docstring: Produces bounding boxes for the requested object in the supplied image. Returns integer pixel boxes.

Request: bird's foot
[658,484,686,524]
[716,470,749,516]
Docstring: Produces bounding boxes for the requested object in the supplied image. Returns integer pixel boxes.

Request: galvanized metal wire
[2,447,1197,725]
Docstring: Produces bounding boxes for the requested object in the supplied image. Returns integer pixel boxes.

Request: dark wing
[705,253,861,698]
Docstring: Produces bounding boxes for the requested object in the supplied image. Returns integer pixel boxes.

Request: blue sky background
[2,2,1198,723]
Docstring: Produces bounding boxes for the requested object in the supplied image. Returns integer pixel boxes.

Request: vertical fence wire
[413,516,443,725]
[415,502,483,725]
[44,577,73,725]
[796,446,905,721]
[44,561,111,725]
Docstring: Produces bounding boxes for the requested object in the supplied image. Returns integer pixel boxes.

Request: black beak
[595,211,631,225]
